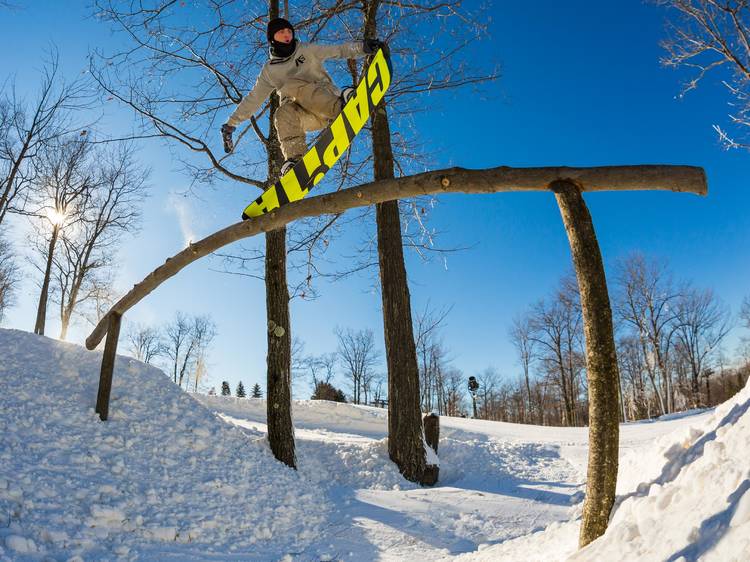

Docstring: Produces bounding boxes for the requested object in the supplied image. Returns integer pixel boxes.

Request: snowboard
[241,46,393,220]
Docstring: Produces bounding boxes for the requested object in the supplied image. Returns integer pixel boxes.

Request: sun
[46,207,67,226]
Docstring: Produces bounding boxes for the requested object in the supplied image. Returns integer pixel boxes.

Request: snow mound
[197,395,418,491]
[455,376,750,561]
[0,329,328,561]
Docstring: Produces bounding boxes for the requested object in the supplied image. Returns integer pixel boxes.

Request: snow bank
[0,329,328,561]
[572,378,750,561]
[456,377,750,561]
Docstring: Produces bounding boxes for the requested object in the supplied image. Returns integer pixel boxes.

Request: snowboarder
[221,17,383,177]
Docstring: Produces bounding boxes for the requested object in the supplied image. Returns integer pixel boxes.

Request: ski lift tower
[468,376,479,419]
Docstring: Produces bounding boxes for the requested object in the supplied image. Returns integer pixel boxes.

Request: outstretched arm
[226,70,275,127]
[307,41,367,60]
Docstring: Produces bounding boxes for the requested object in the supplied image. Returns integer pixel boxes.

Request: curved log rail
[87,164,706,351]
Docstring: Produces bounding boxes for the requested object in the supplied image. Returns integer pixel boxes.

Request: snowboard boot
[340,86,355,104]
[280,158,299,177]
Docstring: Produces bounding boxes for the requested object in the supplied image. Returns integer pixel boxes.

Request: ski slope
[1,328,748,561]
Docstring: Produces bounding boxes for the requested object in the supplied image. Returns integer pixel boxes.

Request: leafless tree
[29,136,95,335]
[189,315,218,392]
[527,277,586,426]
[126,322,163,364]
[740,295,750,329]
[299,351,338,390]
[738,296,750,361]
[442,368,466,417]
[614,253,680,414]
[162,312,217,390]
[673,286,732,406]
[618,335,653,420]
[659,0,750,148]
[163,312,195,387]
[476,366,500,420]
[510,314,537,423]
[0,53,89,226]
[358,0,489,486]
[54,143,148,339]
[335,326,380,404]
[0,234,19,323]
[89,0,319,470]
[414,301,452,412]
[296,0,495,484]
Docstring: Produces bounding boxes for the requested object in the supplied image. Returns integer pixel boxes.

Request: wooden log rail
[86,164,706,352]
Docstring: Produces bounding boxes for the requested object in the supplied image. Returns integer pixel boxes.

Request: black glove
[221,123,236,154]
[363,38,384,55]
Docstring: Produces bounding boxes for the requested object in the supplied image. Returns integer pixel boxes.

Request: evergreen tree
[311,381,347,403]
[221,381,231,396]
[251,383,263,398]
[236,381,246,398]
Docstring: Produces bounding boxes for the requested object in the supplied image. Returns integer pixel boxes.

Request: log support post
[552,180,620,547]
[95,312,122,421]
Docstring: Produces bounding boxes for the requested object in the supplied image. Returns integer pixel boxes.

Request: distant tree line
[467,253,747,427]
[295,327,384,405]
[126,312,217,393]
[335,253,747,427]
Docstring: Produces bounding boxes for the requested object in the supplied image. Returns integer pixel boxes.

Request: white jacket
[226,41,366,127]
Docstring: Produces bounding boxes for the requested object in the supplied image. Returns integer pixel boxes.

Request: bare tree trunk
[34,224,60,335]
[376,198,431,483]
[265,226,295,468]
[263,8,295,467]
[365,0,434,485]
[60,310,72,340]
[552,180,620,548]
[59,282,81,340]
[654,342,672,413]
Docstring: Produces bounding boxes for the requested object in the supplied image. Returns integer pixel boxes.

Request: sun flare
[46,208,66,226]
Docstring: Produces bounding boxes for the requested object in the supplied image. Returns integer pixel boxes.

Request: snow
[455,375,750,562]
[0,329,327,560]
[1,327,748,560]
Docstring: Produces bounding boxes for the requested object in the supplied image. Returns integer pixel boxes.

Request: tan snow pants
[274,82,343,160]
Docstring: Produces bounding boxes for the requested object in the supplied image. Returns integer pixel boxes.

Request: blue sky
[2,1,749,397]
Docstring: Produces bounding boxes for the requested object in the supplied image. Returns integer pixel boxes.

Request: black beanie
[267,18,295,43]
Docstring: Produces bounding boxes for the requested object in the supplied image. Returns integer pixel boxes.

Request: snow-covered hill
[455,377,750,562]
[1,328,747,561]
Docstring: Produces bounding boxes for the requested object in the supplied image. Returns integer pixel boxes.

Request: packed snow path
[196,396,584,560]
[2,328,746,561]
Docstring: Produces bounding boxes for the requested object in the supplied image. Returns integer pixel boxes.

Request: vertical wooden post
[95,312,122,421]
[423,413,439,454]
[552,180,620,547]
[422,413,439,486]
